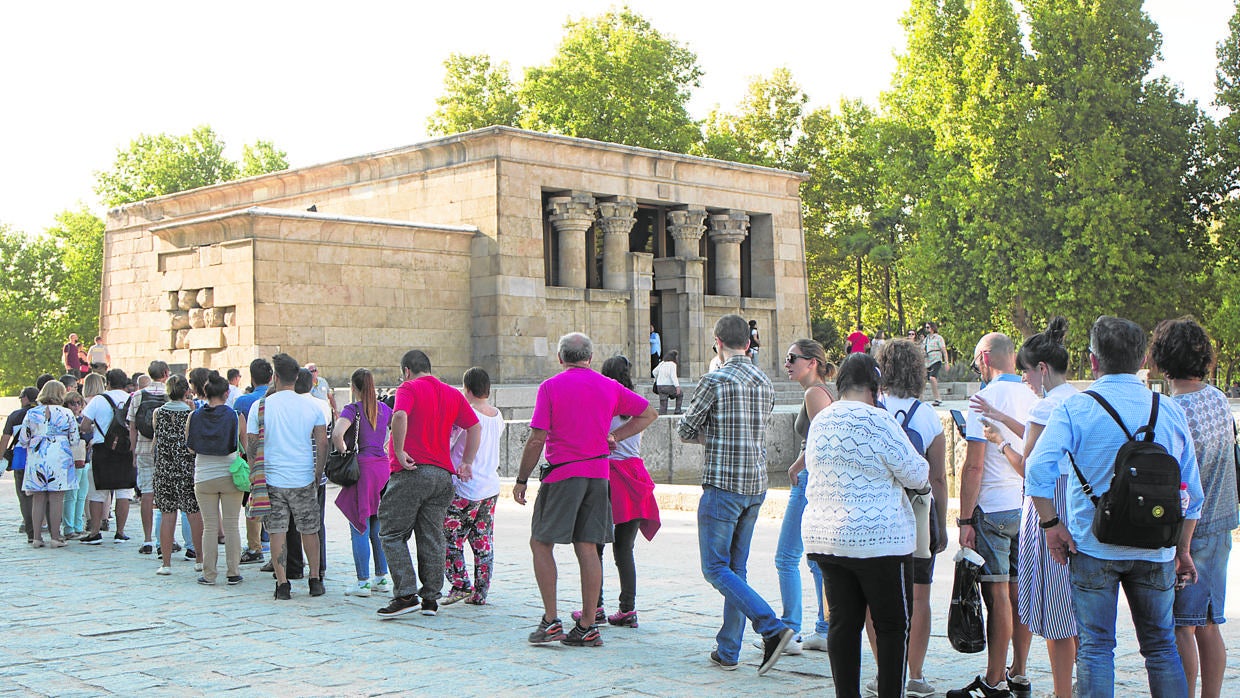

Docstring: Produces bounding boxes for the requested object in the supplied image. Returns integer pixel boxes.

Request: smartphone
[950,409,967,438]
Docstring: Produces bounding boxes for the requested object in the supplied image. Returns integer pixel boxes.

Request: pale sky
[0,0,1233,235]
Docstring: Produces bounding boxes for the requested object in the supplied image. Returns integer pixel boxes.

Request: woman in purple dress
[332,369,394,597]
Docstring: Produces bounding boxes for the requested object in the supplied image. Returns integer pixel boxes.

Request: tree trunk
[1009,294,1035,338]
[883,265,892,331]
[894,268,906,335]
[855,256,863,328]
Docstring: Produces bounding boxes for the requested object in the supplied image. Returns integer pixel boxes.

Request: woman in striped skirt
[972,316,1078,698]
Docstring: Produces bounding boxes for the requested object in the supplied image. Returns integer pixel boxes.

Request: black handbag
[325,411,360,487]
[92,444,137,490]
[948,551,986,653]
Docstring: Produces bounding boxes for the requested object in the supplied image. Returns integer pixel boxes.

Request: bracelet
[999,442,1010,453]
[1039,516,1060,529]
[515,478,528,486]
[957,517,975,526]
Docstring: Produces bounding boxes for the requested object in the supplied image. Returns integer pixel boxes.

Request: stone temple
[99,127,811,386]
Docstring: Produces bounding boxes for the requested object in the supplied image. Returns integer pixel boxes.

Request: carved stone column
[547,191,597,288]
[708,210,750,297]
[597,197,638,291]
[667,208,707,259]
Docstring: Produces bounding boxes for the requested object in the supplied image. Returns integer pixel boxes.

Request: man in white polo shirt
[950,333,1039,698]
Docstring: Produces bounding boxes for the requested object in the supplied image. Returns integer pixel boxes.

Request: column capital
[597,197,638,237]
[708,210,750,245]
[547,191,597,231]
[667,207,707,257]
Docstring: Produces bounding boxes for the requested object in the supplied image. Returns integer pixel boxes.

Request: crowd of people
[1,311,1235,698]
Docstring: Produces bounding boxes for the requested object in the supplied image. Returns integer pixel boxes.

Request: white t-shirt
[609,414,642,460]
[882,395,943,454]
[652,360,679,389]
[449,406,505,501]
[246,390,326,489]
[82,389,133,445]
[1027,382,1079,475]
[226,384,243,408]
[965,374,1038,512]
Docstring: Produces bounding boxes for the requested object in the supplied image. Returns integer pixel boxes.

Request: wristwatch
[956,517,975,526]
[515,477,528,486]
[1039,516,1060,529]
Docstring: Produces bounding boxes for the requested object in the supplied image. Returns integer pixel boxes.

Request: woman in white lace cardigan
[802,352,928,698]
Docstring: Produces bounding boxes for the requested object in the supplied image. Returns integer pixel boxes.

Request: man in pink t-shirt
[375,349,480,620]
[847,325,870,354]
[515,333,656,647]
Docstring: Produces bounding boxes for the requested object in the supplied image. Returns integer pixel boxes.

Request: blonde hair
[37,380,67,405]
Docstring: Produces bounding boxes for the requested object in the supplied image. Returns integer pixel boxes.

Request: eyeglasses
[969,349,991,377]
[786,353,814,365]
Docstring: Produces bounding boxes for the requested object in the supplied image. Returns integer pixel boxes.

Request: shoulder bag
[325,406,360,487]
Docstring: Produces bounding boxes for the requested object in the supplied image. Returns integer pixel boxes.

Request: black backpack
[1069,391,1184,550]
[99,394,133,455]
[132,389,168,439]
[895,400,926,455]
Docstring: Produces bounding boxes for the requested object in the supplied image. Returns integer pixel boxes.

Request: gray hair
[558,333,593,363]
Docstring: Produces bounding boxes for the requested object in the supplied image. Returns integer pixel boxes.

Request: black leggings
[812,553,913,698]
[595,520,642,612]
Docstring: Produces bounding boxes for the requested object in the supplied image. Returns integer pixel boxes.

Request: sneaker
[100,519,109,531]
[156,566,172,576]
[864,678,878,697]
[377,594,421,619]
[801,632,828,651]
[194,563,204,572]
[239,549,264,564]
[227,575,243,585]
[1006,671,1032,698]
[607,609,639,628]
[932,400,943,406]
[197,576,215,586]
[345,580,373,597]
[372,576,392,594]
[906,677,937,698]
[171,542,181,552]
[441,587,471,605]
[561,621,603,647]
[184,548,197,560]
[758,628,795,676]
[80,533,103,545]
[137,543,154,555]
[259,561,274,573]
[751,635,803,655]
[464,594,487,605]
[571,607,607,624]
[947,676,1011,698]
[709,650,738,671]
[112,533,130,543]
[308,578,325,597]
[274,582,292,600]
[527,616,566,644]
[420,598,438,616]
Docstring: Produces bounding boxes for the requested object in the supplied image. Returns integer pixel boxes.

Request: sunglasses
[969,349,991,377]
[786,353,814,365]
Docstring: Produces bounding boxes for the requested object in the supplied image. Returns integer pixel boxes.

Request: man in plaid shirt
[678,314,794,676]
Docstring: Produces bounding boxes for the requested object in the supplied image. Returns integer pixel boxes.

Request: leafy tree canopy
[426,53,522,136]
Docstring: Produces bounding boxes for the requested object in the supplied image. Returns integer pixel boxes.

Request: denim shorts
[1174,531,1231,626]
[973,507,1020,583]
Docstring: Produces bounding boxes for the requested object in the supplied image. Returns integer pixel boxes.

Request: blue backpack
[894,400,926,455]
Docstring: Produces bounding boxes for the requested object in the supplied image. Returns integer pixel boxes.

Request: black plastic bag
[948,548,986,653]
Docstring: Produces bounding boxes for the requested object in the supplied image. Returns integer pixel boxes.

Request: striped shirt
[677,355,774,496]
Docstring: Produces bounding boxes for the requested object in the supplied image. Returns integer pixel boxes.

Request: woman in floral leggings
[442,368,505,605]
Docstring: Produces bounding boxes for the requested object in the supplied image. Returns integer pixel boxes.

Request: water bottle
[1180,482,1189,517]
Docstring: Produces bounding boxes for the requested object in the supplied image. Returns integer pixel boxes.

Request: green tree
[696,68,809,169]
[519,7,703,152]
[1204,1,1240,379]
[426,53,522,136]
[44,208,105,341]
[240,140,289,177]
[0,226,68,392]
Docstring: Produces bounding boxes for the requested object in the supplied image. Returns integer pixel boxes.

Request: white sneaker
[751,636,803,655]
[345,580,373,597]
[864,678,878,697]
[906,677,936,698]
[372,576,392,594]
[156,566,172,576]
[801,632,828,651]
[194,563,204,572]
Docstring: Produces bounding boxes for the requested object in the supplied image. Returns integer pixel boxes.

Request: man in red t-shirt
[375,349,480,619]
[514,332,657,647]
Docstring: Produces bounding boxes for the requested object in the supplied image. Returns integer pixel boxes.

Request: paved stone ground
[0,478,1237,697]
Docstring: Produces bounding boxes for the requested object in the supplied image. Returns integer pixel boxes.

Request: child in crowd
[441,367,505,605]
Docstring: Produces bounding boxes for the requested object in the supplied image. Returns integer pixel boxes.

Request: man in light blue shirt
[1026,316,1202,698]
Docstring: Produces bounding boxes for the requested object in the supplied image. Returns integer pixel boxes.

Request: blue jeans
[775,469,828,636]
[698,485,787,663]
[1070,551,1187,698]
[154,510,193,548]
[351,515,388,581]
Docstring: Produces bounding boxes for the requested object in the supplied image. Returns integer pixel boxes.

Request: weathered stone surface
[176,290,197,310]
[204,307,227,328]
[169,311,191,330]
[174,329,189,349]
[196,288,214,308]
[188,307,206,329]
